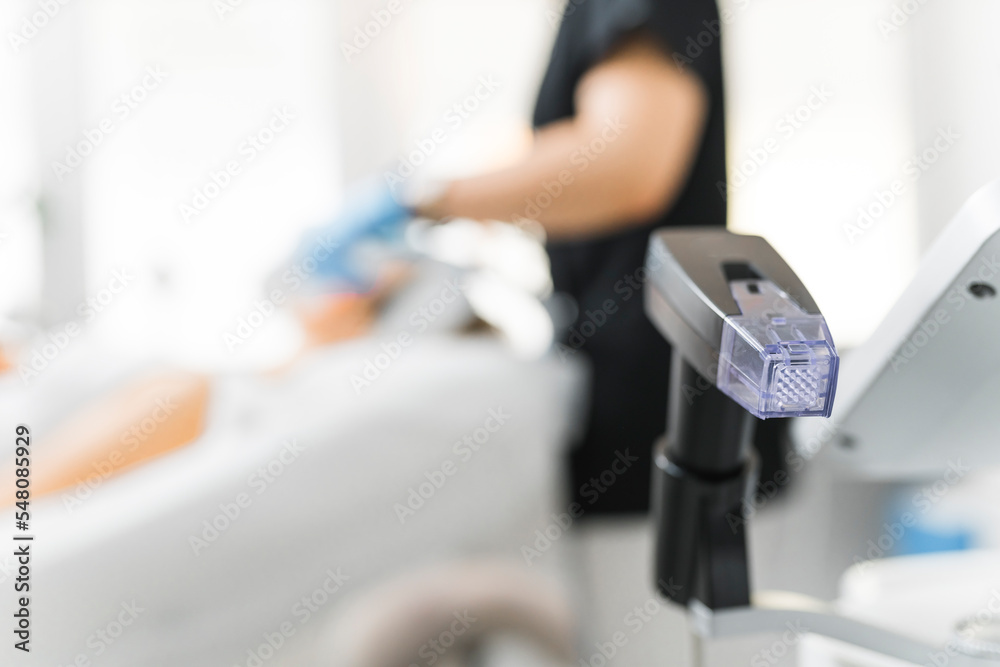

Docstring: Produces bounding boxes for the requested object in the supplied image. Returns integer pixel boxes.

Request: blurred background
[2,0,1000,665]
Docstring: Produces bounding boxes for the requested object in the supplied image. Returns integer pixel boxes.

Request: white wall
[332,0,560,183]
[722,0,920,348]
[723,0,1000,348]
[909,0,1000,250]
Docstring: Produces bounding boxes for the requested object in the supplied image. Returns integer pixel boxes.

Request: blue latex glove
[293,182,411,292]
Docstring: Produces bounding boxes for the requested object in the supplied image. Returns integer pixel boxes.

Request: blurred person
[418,0,726,515]
[0,261,455,505]
[318,0,728,516]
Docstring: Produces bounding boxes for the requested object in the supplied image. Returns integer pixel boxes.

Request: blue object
[894,525,973,556]
[294,182,411,291]
[883,491,975,557]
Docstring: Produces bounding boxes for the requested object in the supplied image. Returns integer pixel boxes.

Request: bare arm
[417,34,710,241]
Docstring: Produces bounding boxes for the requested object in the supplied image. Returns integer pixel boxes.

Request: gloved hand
[292,181,412,292]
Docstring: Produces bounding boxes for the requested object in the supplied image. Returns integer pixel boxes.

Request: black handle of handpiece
[652,351,758,609]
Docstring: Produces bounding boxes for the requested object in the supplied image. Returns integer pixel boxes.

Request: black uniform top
[534,0,727,515]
